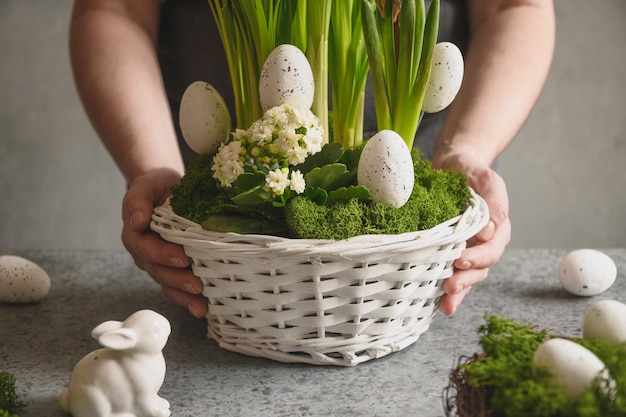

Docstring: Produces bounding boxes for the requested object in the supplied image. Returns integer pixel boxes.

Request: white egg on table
[583,299,626,344]
[422,42,464,113]
[179,81,231,155]
[357,130,415,208]
[533,338,610,402]
[0,255,51,303]
[558,249,617,296]
[259,44,314,112]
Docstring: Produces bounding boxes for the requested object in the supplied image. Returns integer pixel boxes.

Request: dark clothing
[157,0,469,166]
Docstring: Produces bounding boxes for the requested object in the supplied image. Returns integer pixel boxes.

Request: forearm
[69,0,184,183]
[433,0,555,168]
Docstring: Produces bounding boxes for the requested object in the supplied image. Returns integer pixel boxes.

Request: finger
[122,225,190,269]
[161,286,208,318]
[442,267,489,296]
[144,262,203,295]
[455,218,511,270]
[122,184,155,233]
[122,169,181,232]
[438,286,472,316]
[476,220,495,242]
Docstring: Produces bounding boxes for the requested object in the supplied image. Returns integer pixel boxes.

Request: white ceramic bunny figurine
[59,309,172,417]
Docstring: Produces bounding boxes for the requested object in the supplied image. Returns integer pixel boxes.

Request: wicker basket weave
[151,189,489,366]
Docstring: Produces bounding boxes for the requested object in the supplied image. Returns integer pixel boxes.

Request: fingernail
[130,211,144,229]
[170,256,187,268]
[188,304,202,318]
[457,260,471,269]
[184,281,202,294]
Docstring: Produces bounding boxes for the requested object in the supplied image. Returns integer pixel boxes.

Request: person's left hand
[432,154,511,315]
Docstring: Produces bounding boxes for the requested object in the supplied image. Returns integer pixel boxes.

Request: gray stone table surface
[1,248,625,417]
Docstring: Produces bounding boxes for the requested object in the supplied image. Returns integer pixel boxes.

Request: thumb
[122,168,181,232]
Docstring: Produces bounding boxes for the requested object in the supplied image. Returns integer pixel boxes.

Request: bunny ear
[97,328,138,351]
[91,320,123,340]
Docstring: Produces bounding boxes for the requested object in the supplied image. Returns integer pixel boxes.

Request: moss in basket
[170,145,471,239]
[444,314,626,417]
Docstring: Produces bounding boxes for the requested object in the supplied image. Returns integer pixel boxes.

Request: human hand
[432,153,511,315]
[121,168,208,318]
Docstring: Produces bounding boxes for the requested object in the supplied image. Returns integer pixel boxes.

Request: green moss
[170,154,229,224]
[0,371,25,415]
[172,148,472,238]
[285,197,367,239]
[452,315,626,417]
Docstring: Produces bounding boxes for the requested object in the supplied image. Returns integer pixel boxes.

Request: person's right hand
[121,168,208,318]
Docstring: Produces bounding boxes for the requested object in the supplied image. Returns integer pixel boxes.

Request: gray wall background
[1,0,625,250]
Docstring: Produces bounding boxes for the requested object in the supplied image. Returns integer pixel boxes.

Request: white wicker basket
[151,189,489,366]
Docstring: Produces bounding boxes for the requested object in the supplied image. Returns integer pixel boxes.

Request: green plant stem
[361,0,392,131]
[329,0,369,148]
[306,0,332,145]
[361,0,440,149]
[398,0,438,146]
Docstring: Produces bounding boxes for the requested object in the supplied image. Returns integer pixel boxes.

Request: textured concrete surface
[1,248,624,416]
[1,0,625,250]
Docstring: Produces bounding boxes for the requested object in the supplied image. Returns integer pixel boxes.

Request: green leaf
[361,0,392,130]
[304,163,353,191]
[339,145,363,174]
[202,214,287,234]
[230,185,273,207]
[233,171,265,193]
[294,142,344,175]
[327,185,371,205]
[303,187,328,205]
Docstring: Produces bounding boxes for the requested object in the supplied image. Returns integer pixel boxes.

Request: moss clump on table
[170,147,471,240]
[444,314,626,417]
[0,370,26,417]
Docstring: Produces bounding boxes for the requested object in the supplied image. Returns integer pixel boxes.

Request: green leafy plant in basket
[172,0,471,239]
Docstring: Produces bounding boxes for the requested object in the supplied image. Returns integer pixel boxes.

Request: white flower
[303,127,323,154]
[285,146,308,165]
[265,168,290,195]
[289,170,306,194]
[212,141,244,187]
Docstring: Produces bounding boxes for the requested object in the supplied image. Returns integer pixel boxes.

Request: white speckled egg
[259,44,314,112]
[179,81,231,155]
[533,338,609,402]
[583,299,626,343]
[558,249,617,296]
[357,130,415,208]
[0,255,51,303]
[422,42,464,113]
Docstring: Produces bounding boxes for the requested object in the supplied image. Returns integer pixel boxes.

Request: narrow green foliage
[361,0,440,147]
[329,0,369,147]
[306,0,332,142]
[208,0,305,129]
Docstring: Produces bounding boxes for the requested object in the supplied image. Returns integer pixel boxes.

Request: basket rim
[151,188,489,258]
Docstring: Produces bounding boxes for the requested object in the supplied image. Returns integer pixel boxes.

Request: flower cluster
[212,104,324,197]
